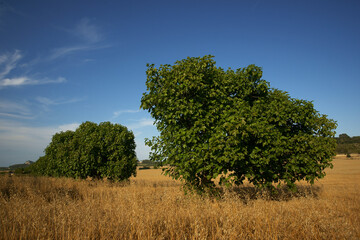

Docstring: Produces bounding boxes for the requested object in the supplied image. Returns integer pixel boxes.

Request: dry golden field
[1,155,359,239]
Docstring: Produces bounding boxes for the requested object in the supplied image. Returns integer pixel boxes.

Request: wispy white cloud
[74,18,103,43]
[112,109,154,129]
[0,100,34,119]
[48,18,108,61]
[83,58,95,63]
[31,96,84,117]
[0,112,34,120]
[0,76,29,86]
[0,50,22,79]
[1,19,108,84]
[42,77,66,84]
[49,45,91,60]
[0,76,66,89]
[0,95,82,121]
[35,97,54,106]
[128,118,155,130]
[36,96,84,106]
[0,50,66,89]
[112,109,141,119]
[49,44,110,61]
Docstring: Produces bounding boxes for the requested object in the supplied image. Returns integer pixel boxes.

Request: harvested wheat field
[1,155,359,240]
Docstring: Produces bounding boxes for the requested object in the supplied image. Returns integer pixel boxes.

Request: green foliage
[13,167,32,174]
[31,122,137,180]
[141,160,155,166]
[14,168,25,174]
[141,55,337,193]
[336,143,360,154]
[335,134,360,154]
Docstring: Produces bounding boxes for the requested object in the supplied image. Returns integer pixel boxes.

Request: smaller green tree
[32,121,137,180]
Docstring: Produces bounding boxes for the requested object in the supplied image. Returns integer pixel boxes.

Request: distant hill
[6,161,34,170]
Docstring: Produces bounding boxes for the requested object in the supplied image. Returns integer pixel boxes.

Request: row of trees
[31,55,337,194]
[30,122,137,180]
[336,134,360,154]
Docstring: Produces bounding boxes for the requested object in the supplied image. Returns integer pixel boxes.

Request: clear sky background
[0,0,359,167]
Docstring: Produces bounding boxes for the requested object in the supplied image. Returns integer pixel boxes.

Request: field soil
[1,155,359,239]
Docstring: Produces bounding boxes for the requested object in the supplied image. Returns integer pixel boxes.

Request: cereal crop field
[1,155,359,239]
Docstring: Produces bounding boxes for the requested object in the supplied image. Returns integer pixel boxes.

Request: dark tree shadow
[216,184,322,203]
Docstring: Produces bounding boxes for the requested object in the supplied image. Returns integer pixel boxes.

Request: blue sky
[0,0,359,166]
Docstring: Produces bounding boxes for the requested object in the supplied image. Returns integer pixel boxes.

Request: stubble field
[1,155,359,239]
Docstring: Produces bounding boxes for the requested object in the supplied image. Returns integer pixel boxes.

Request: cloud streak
[127,118,155,130]
[0,50,66,89]
[0,50,22,79]
[36,96,84,106]
[74,18,103,43]
[49,44,109,61]
[0,18,107,87]
[0,100,33,119]
[0,112,34,120]
[0,96,82,121]
[49,45,91,60]
[0,76,66,89]
[112,109,141,119]
[1,18,108,88]
[49,18,108,61]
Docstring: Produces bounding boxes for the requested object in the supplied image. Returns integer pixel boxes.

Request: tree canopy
[31,121,137,180]
[141,55,337,193]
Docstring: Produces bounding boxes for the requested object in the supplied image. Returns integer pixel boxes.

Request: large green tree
[32,121,137,180]
[141,55,337,193]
